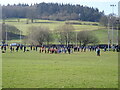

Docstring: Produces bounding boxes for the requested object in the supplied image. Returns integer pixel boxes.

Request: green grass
[3,18,118,44]
[5,18,105,35]
[92,29,118,44]
[2,50,118,88]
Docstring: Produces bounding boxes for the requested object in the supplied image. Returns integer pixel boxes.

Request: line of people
[0,44,120,55]
[1,45,27,53]
[0,45,94,54]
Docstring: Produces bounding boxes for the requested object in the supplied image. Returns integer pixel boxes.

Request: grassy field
[4,18,105,35]
[1,18,118,44]
[92,29,118,44]
[2,51,118,88]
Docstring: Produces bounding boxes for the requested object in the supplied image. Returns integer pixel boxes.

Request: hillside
[2,3,104,22]
[5,18,105,35]
[3,18,115,44]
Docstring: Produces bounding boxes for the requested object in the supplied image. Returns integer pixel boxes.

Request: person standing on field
[16,46,19,52]
[96,47,100,56]
[4,46,7,52]
[30,45,32,51]
[24,46,26,52]
[67,47,71,54]
[10,46,13,53]
[104,46,107,52]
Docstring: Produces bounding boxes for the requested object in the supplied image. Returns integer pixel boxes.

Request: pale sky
[0,0,119,15]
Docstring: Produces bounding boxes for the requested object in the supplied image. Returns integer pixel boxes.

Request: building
[118,1,120,17]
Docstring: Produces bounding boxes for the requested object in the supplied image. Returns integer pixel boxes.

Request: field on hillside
[92,29,118,44]
[1,18,118,44]
[5,18,105,35]
[2,51,118,88]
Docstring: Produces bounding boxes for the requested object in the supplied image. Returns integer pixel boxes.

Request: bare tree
[77,31,99,46]
[100,14,118,28]
[56,24,75,46]
[99,15,108,27]
[27,26,53,45]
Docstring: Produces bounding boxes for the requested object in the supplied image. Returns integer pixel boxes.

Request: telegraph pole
[67,33,68,47]
[5,24,8,45]
[20,30,22,46]
[108,16,110,51]
[110,4,116,46]
[76,32,77,46]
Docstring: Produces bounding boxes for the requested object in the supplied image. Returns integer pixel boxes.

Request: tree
[100,14,118,28]
[99,15,108,27]
[45,31,54,45]
[26,6,37,23]
[70,13,79,20]
[2,3,104,22]
[77,31,99,46]
[56,24,75,46]
[27,26,53,45]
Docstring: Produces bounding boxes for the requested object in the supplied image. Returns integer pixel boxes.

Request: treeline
[99,14,120,30]
[2,2,104,22]
[25,24,99,46]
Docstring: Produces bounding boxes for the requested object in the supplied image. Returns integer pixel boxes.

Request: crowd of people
[0,44,120,56]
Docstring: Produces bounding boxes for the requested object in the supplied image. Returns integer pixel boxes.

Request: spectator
[96,47,100,56]
[67,47,71,54]
[16,46,19,52]
[10,46,13,53]
[104,46,107,52]
[24,46,26,52]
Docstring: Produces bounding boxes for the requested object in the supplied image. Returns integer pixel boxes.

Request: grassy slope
[5,18,105,35]
[2,51,118,88]
[4,18,118,44]
[92,29,118,44]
